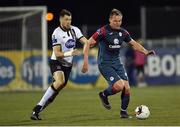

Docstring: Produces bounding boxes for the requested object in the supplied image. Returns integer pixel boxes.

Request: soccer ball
[135,105,150,119]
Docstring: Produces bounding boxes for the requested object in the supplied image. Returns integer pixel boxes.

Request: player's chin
[66,25,71,29]
[63,25,70,30]
[115,26,120,30]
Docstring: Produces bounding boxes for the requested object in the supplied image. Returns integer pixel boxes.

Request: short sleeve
[124,30,132,43]
[73,27,84,40]
[92,26,106,41]
[52,30,61,46]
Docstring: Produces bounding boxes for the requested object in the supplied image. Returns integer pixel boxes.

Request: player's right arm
[80,32,99,73]
[89,26,105,47]
[81,27,105,73]
[53,45,79,58]
[88,37,97,47]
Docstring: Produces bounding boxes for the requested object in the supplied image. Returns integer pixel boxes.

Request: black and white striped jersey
[51,25,83,66]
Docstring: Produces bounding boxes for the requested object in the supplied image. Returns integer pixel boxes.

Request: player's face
[60,15,72,30]
[109,15,122,30]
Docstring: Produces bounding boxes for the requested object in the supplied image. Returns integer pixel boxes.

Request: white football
[135,105,150,119]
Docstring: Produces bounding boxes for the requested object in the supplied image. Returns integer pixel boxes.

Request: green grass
[0,85,180,126]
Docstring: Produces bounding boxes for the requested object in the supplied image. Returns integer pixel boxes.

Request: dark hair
[109,8,123,17]
[60,9,72,17]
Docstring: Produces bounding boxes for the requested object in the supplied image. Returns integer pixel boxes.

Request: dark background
[0,0,180,48]
[1,0,180,25]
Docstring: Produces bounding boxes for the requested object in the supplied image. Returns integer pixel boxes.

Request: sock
[41,90,59,111]
[48,91,59,103]
[103,85,115,97]
[121,90,130,113]
[38,86,56,107]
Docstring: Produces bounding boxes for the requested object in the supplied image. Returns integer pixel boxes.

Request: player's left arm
[129,39,155,56]
[79,37,90,73]
[74,26,90,73]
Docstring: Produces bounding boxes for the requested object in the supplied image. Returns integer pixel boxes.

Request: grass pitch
[0,85,180,126]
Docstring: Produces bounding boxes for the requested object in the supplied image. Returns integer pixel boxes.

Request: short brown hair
[109,8,123,17]
[60,9,72,17]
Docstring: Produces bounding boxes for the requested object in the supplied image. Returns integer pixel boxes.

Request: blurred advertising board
[1,48,179,91]
[145,48,180,85]
[0,49,106,91]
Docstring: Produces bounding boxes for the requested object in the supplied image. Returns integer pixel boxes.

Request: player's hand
[147,50,156,56]
[81,61,88,73]
[72,49,81,56]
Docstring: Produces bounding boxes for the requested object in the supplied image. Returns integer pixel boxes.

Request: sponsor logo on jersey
[65,39,76,48]
[109,45,121,48]
[109,38,121,49]
[0,56,15,86]
[114,38,119,44]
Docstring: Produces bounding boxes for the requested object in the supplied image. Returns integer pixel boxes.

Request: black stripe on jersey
[67,31,70,36]
[70,29,75,39]
[72,29,77,39]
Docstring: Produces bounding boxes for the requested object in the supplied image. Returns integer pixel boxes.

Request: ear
[109,16,111,23]
[59,17,61,22]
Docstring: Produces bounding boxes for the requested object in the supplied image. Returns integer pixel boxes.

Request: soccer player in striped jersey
[30,9,89,120]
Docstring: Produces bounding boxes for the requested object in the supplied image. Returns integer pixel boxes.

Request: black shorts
[49,60,72,85]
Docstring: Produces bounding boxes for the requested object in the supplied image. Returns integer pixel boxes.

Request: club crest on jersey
[110,76,114,81]
[113,38,119,44]
[119,32,122,36]
[65,39,76,48]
